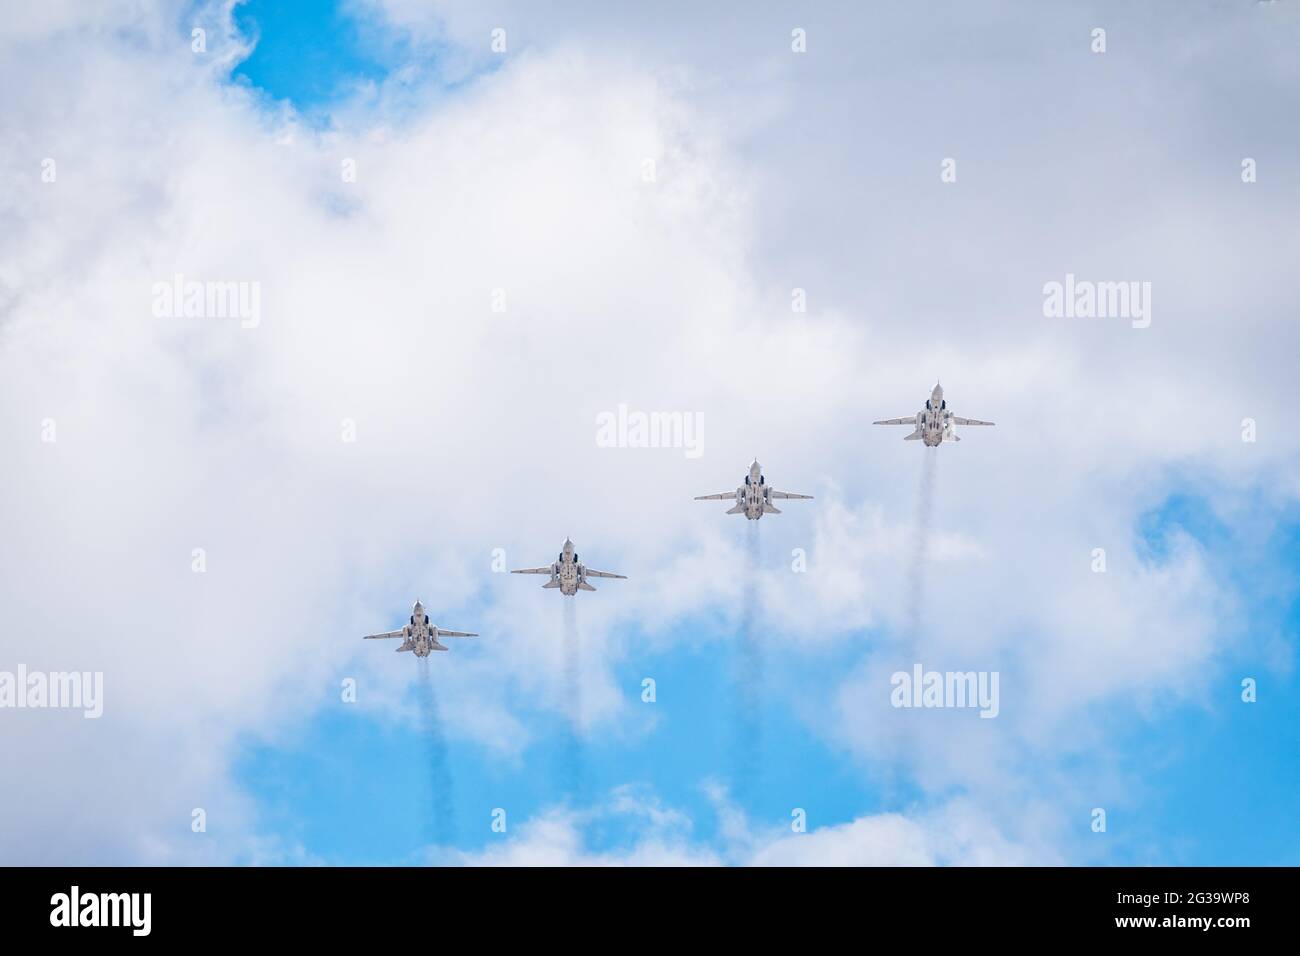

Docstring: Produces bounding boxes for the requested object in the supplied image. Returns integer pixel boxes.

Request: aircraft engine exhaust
[558,597,587,804]
[733,520,764,799]
[902,448,939,654]
[416,657,457,847]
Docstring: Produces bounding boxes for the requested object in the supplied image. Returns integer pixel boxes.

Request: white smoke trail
[891,449,939,783]
[558,596,587,804]
[902,449,939,655]
[416,656,456,846]
[733,520,763,799]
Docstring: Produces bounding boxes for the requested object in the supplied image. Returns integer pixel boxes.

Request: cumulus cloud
[1,0,1296,863]
[451,784,1047,866]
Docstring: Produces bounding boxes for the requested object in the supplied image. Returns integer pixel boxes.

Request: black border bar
[0,866,1291,941]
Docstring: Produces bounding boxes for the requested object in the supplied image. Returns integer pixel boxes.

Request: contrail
[733,520,764,801]
[893,449,939,782]
[558,597,587,805]
[416,656,457,847]
[902,449,939,656]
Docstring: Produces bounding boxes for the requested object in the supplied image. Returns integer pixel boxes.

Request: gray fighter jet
[363,600,478,657]
[874,383,994,446]
[512,539,627,596]
[695,459,813,520]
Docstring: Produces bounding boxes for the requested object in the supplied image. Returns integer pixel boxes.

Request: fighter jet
[695,459,813,520]
[874,383,994,446]
[512,539,627,596]
[362,600,478,657]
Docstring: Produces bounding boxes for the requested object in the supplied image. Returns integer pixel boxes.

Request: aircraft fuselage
[552,551,586,595]
[918,386,955,446]
[401,604,444,657]
[733,474,772,519]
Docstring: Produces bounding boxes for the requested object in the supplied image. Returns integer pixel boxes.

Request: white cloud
[451,785,1047,866]
[1,0,1297,863]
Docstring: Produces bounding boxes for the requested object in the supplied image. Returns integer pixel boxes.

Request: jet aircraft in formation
[511,538,627,595]
[362,601,478,657]
[873,383,994,446]
[694,459,813,520]
[363,383,993,659]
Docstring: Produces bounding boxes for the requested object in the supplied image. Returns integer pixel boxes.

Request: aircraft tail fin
[763,502,782,514]
[904,429,922,441]
[429,640,449,652]
[726,503,746,514]
[542,579,561,588]
[578,580,597,591]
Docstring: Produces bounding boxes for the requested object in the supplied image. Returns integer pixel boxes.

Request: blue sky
[228,5,887,860]
[233,2,389,104]
[3,0,1298,866]
[233,480,1300,864]
[237,610,879,862]
[221,0,1299,865]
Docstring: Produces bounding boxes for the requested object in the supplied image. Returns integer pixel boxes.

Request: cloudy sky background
[1,0,1297,865]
